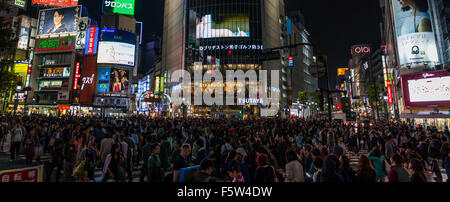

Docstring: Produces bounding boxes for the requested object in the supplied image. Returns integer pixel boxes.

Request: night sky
[80,0,381,87]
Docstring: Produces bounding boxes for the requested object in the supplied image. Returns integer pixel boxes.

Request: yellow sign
[338,68,349,76]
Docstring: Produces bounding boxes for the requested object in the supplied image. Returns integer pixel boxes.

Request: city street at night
[0,0,449,200]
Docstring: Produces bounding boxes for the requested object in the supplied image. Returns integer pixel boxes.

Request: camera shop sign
[35,37,75,52]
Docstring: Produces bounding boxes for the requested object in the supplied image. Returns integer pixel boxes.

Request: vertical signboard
[18,16,31,50]
[75,17,88,50]
[80,55,97,103]
[73,62,81,90]
[391,0,439,67]
[85,26,99,55]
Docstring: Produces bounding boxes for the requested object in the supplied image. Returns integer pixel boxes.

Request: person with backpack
[254,153,278,182]
[10,123,25,162]
[388,154,410,182]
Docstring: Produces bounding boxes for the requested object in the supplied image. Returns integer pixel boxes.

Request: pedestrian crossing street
[348,149,448,182]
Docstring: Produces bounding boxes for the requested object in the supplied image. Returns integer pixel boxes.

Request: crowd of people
[0,114,449,183]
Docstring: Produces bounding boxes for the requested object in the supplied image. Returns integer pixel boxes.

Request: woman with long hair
[355,155,376,182]
[102,144,126,182]
[409,158,427,182]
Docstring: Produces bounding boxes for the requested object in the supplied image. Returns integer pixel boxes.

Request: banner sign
[75,17,88,50]
[0,165,44,182]
[35,37,75,52]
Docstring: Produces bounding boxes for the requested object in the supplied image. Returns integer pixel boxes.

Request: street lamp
[13,84,23,115]
[101,98,105,118]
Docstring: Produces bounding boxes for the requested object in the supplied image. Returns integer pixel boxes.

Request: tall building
[161,0,288,117]
[380,0,450,129]
[286,11,317,102]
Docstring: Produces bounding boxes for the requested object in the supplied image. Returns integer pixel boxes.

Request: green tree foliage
[0,69,18,100]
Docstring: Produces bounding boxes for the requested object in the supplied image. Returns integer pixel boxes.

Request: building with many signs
[161,0,289,118]
[379,0,450,129]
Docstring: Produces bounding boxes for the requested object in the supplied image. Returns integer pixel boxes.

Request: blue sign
[97,68,111,93]
[85,26,99,55]
[100,28,136,44]
[287,18,292,35]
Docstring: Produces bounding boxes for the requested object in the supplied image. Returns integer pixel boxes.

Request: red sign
[337,103,342,110]
[0,166,43,182]
[73,62,81,90]
[79,55,98,104]
[58,105,70,110]
[32,0,78,7]
[387,84,393,105]
[87,26,97,55]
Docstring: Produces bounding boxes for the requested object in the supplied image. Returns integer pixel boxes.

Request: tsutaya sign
[170,65,281,117]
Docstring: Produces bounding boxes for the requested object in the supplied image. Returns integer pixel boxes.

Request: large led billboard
[401,70,450,107]
[32,0,78,7]
[97,41,136,66]
[196,14,250,39]
[392,0,439,67]
[110,69,129,94]
[97,68,111,93]
[103,0,135,16]
[37,6,81,36]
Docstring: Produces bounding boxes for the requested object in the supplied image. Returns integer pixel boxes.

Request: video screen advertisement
[32,0,78,7]
[37,6,82,37]
[96,68,129,95]
[392,0,439,67]
[401,70,450,107]
[196,13,250,39]
[97,28,136,66]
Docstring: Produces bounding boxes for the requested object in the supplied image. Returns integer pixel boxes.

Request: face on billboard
[196,14,250,39]
[97,41,136,66]
[392,0,439,67]
[110,69,129,94]
[97,68,111,93]
[38,6,81,36]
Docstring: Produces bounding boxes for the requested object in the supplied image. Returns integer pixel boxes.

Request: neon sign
[36,37,75,52]
[73,62,81,90]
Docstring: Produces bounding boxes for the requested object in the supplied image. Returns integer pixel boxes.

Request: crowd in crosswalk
[0,114,449,182]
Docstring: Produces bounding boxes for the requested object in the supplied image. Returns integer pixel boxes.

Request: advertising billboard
[14,0,26,8]
[80,55,97,104]
[75,17,88,50]
[85,26,99,55]
[401,70,450,107]
[32,0,78,7]
[37,6,81,36]
[17,16,31,50]
[392,0,439,67]
[196,14,250,39]
[35,37,75,52]
[110,69,129,94]
[0,165,44,182]
[97,41,136,66]
[103,0,135,16]
[97,68,111,93]
[99,28,136,44]
[337,68,349,76]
